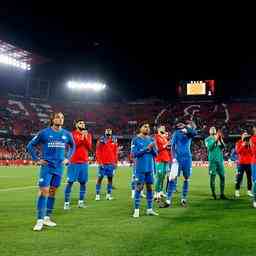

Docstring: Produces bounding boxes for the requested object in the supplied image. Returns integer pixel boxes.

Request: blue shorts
[98,164,115,178]
[177,157,192,178]
[251,164,256,182]
[134,171,154,185]
[67,163,88,183]
[38,165,63,188]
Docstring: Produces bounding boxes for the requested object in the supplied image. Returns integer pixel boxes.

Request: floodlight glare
[0,53,31,70]
[67,80,106,91]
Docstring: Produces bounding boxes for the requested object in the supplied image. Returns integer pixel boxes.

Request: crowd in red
[0,96,255,164]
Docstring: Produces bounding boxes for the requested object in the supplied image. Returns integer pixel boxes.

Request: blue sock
[131,179,136,191]
[167,179,176,201]
[37,195,47,220]
[46,197,55,217]
[182,179,189,199]
[146,190,153,209]
[64,182,73,203]
[96,184,101,195]
[134,190,141,209]
[107,183,112,194]
[79,183,86,201]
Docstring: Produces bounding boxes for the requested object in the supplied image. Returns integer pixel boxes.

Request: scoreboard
[177,80,216,97]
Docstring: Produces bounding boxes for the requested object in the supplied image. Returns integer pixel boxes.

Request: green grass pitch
[0,165,256,256]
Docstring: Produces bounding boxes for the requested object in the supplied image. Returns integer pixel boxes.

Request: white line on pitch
[0,186,37,192]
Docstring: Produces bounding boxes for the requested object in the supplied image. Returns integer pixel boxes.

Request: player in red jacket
[235,132,253,198]
[154,125,171,201]
[64,120,92,209]
[95,128,118,201]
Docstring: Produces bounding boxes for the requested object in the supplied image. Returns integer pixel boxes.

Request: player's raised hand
[63,159,69,165]
[35,159,48,166]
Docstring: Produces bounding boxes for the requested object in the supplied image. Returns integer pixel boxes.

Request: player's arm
[113,139,118,167]
[149,138,158,157]
[131,137,148,158]
[186,127,197,138]
[235,141,245,155]
[26,131,43,162]
[96,140,103,165]
[65,132,76,164]
[171,132,178,159]
[83,132,92,150]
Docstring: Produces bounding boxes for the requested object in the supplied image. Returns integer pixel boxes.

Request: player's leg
[33,166,51,231]
[44,173,62,227]
[159,163,168,198]
[105,165,114,200]
[64,164,76,209]
[235,164,244,198]
[181,158,192,206]
[218,162,227,199]
[209,161,217,199]
[133,172,144,217]
[131,174,136,198]
[78,163,89,207]
[154,162,163,201]
[145,172,158,216]
[95,165,104,200]
[251,164,256,207]
[245,165,253,196]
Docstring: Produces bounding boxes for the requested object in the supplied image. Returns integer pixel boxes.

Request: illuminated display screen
[187,81,206,95]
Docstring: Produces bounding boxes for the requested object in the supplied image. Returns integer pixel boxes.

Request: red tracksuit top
[70,130,92,163]
[235,140,252,165]
[155,134,171,163]
[96,136,118,165]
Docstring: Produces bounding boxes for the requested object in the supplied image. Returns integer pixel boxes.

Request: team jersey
[230,148,238,162]
[27,127,75,168]
[70,130,92,163]
[154,134,171,163]
[131,135,157,173]
[235,140,252,165]
[204,135,224,162]
[171,127,197,159]
[96,136,118,165]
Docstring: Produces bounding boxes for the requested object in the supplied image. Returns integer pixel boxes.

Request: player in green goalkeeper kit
[205,127,228,200]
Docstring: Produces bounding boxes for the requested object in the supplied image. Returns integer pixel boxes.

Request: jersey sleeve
[171,132,178,159]
[26,131,43,161]
[66,132,76,160]
[96,140,103,164]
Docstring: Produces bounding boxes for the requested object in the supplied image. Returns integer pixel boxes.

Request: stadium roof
[0,39,49,66]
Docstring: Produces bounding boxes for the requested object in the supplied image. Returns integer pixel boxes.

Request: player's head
[241,131,250,141]
[175,117,186,130]
[157,125,166,134]
[209,126,217,135]
[74,119,86,131]
[49,112,64,127]
[139,122,150,135]
[105,128,112,137]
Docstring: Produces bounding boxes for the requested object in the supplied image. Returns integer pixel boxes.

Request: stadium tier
[0,96,254,162]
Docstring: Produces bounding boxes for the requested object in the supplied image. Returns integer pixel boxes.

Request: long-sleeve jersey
[96,136,118,165]
[70,130,92,163]
[230,148,238,162]
[250,135,256,164]
[171,127,197,159]
[27,127,75,169]
[204,135,224,162]
[154,134,171,162]
[235,140,252,165]
[131,135,157,173]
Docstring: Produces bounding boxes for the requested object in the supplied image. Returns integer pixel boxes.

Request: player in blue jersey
[131,122,158,218]
[165,119,197,207]
[27,112,75,231]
